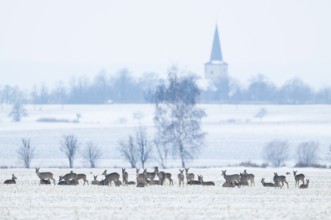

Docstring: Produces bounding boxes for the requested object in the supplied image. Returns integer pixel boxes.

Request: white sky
[0,0,331,89]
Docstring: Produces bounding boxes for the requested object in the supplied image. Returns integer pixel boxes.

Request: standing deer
[243,170,255,186]
[122,168,128,184]
[299,179,310,189]
[4,174,17,184]
[157,168,173,185]
[102,170,120,186]
[293,171,305,187]
[178,169,184,187]
[185,168,195,184]
[273,173,289,189]
[199,175,215,186]
[91,175,99,185]
[77,173,89,185]
[143,167,158,181]
[261,178,275,187]
[221,170,240,185]
[35,168,56,185]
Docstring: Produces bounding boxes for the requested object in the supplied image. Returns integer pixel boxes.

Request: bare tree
[82,142,102,168]
[8,102,27,122]
[118,135,138,168]
[17,138,35,168]
[154,139,169,169]
[296,141,319,165]
[263,140,289,167]
[135,126,152,169]
[60,135,80,168]
[153,67,206,168]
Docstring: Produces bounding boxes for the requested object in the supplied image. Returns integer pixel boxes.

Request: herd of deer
[2,167,310,189]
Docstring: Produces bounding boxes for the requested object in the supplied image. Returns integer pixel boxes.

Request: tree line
[13,68,206,169]
[1,69,331,105]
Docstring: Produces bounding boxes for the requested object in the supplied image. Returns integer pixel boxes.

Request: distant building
[204,26,228,82]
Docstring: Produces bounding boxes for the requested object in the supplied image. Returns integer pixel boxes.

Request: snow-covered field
[0,104,331,167]
[1,105,331,219]
[0,167,330,220]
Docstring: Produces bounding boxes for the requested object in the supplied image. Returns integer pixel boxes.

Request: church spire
[210,25,223,62]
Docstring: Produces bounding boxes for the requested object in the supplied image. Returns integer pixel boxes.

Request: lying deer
[91,175,99,185]
[59,175,78,185]
[187,175,201,185]
[198,175,215,186]
[222,180,236,188]
[4,174,17,184]
[40,179,51,185]
[261,178,275,187]
[299,179,309,189]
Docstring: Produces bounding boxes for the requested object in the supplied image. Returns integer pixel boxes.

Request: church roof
[210,26,223,62]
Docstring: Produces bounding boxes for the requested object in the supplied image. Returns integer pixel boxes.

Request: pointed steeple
[210,26,223,62]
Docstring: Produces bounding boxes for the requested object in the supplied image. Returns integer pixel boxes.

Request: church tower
[204,25,228,81]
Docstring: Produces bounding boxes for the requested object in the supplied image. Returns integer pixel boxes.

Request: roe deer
[293,171,305,187]
[261,178,275,187]
[243,170,255,186]
[35,168,56,185]
[91,175,99,185]
[122,168,128,184]
[125,180,136,185]
[98,179,109,186]
[187,175,201,185]
[185,168,194,184]
[77,173,88,185]
[144,167,158,181]
[299,179,309,189]
[102,170,120,186]
[221,170,240,185]
[222,180,236,188]
[59,175,78,185]
[114,180,122,186]
[178,169,184,187]
[147,179,162,185]
[40,179,51,185]
[237,174,249,187]
[157,169,173,185]
[136,168,146,187]
[273,173,289,189]
[4,174,17,184]
[59,171,77,183]
[199,175,215,186]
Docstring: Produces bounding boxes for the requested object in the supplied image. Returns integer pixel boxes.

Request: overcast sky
[1,0,330,89]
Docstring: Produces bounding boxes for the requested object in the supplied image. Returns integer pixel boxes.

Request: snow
[0,167,330,219]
